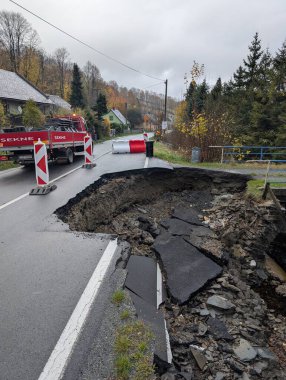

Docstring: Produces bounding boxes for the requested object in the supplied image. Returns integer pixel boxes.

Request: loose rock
[206,295,235,311]
[234,339,257,361]
[190,347,207,370]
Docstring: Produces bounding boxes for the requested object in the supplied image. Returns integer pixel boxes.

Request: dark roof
[47,94,71,110]
[0,69,52,105]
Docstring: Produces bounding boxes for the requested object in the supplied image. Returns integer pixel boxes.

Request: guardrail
[209,146,286,163]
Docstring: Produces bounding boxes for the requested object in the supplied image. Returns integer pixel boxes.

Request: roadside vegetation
[111,289,154,380]
[112,289,125,305]
[247,179,286,198]
[114,320,154,380]
[154,142,286,172]
[0,161,19,171]
[120,310,131,320]
[165,33,286,163]
[154,141,286,200]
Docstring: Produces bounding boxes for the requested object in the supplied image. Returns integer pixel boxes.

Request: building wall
[103,111,123,126]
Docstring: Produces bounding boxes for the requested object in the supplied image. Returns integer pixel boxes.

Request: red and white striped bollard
[30,138,56,195]
[82,134,96,168]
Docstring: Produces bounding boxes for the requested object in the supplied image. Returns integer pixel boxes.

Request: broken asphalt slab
[160,211,226,264]
[125,255,166,306]
[160,218,195,236]
[153,236,222,304]
[172,206,203,226]
[124,255,171,364]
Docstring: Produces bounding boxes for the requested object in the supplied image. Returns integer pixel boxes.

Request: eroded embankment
[56,167,286,380]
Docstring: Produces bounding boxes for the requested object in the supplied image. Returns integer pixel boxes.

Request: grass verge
[0,161,19,171]
[120,310,131,320]
[112,290,125,305]
[154,142,286,172]
[153,142,191,165]
[247,179,286,198]
[114,320,154,380]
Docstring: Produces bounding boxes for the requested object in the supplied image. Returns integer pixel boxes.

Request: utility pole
[164,79,168,122]
[125,102,128,130]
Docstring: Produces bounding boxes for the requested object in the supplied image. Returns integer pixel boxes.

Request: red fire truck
[0,115,88,166]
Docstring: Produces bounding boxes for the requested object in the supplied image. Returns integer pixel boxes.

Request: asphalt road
[0,135,139,206]
[0,136,150,380]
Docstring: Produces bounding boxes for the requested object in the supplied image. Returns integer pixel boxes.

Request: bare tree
[0,46,10,70]
[83,61,102,107]
[0,11,39,71]
[21,29,41,81]
[54,47,69,98]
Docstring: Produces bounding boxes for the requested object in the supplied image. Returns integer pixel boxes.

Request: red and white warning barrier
[112,140,130,153]
[30,139,56,195]
[84,135,93,164]
[143,133,149,142]
[130,140,146,153]
[82,134,96,168]
[35,138,49,186]
[112,139,146,154]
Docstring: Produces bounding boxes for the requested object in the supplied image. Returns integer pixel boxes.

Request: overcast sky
[2,0,286,99]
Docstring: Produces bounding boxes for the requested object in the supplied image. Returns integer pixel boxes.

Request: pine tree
[242,32,263,88]
[259,50,272,82]
[185,80,196,117]
[273,40,286,91]
[70,63,84,108]
[233,66,245,89]
[195,80,208,113]
[93,93,108,120]
[211,77,222,100]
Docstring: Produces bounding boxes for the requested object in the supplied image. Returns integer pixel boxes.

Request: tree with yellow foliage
[0,101,8,129]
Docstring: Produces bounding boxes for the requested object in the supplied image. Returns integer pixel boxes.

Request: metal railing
[209,145,286,163]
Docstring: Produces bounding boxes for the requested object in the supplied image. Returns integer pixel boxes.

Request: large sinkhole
[56,167,286,379]
[56,167,249,233]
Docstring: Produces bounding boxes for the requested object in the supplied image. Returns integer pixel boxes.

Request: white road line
[0,192,29,211]
[0,165,82,211]
[156,263,173,364]
[164,320,173,364]
[38,238,118,380]
[0,150,112,211]
[144,157,149,168]
[156,263,163,308]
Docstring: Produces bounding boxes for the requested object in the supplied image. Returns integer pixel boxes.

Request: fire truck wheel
[66,148,74,164]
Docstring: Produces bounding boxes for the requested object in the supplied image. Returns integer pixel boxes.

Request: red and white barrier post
[82,134,96,168]
[112,139,146,154]
[30,139,56,195]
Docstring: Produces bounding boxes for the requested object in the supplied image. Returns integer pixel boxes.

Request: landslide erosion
[57,167,286,380]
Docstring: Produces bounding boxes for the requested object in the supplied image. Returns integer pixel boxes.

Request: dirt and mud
[56,167,286,380]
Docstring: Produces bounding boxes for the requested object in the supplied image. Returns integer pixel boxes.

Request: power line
[9,0,165,82]
[144,81,164,90]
